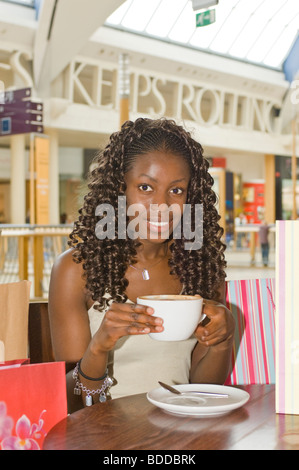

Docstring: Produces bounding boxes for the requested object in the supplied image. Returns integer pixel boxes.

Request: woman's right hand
[91,302,164,352]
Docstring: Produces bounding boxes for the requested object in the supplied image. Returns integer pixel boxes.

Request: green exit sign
[196,9,216,27]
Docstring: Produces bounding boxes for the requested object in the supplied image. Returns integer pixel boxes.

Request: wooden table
[43,385,299,451]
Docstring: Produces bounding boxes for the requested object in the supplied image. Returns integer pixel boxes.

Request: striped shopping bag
[225,278,275,385]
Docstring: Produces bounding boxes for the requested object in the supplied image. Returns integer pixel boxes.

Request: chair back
[28,301,54,363]
[225,278,275,385]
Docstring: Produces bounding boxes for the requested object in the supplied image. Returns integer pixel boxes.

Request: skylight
[105,0,299,69]
[0,0,35,6]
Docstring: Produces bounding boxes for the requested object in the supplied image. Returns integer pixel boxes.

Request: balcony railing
[0,224,72,299]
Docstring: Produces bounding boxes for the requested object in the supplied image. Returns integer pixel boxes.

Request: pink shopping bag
[0,361,67,450]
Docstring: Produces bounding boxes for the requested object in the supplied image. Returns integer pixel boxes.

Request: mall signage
[196,9,216,27]
[0,49,287,138]
[0,87,43,136]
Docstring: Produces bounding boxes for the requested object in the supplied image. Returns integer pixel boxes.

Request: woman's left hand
[194,300,235,348]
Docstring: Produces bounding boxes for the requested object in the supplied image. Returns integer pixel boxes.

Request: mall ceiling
[3,0,298,71]
[105,0,299,70]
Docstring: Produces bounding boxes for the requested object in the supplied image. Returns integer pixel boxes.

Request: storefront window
[275,155,299,220]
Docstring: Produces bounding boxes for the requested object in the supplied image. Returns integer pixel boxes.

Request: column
[118,53,130,128]
[10,134,26,224]
[47,128,60,225]
[264,154,275,223]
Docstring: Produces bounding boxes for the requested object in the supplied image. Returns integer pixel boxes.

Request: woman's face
[124,150,191,243]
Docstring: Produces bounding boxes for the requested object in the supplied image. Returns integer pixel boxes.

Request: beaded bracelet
[72,361,113,406]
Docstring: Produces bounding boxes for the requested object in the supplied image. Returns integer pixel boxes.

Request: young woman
[48,118,235,413]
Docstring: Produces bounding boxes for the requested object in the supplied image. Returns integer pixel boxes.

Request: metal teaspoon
[158,381,229,398]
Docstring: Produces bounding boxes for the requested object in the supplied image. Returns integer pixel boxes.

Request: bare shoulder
[52,248,81,273]
[49,248,92,362]
[51,248,85,284]
[49,248,89,309]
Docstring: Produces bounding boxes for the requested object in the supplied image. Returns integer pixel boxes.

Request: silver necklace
[129,245,168,280]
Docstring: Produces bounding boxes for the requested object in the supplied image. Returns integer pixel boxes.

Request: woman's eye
[170,187,183,195]
[138,184,153,192]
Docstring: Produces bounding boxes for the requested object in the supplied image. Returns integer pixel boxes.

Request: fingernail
[155,326,164,332]
[142,327,150,333]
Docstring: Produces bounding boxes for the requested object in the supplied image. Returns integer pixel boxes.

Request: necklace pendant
[142,269,150,281]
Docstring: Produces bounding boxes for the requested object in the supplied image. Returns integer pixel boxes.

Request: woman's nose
[151,189,172,208]
[150,204,169,221]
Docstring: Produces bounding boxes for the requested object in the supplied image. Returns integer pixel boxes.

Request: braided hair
[69,118,226,310]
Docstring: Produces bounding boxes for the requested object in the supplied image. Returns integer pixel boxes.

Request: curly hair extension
[69,118,227,310]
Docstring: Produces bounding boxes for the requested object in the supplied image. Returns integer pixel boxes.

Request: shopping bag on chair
[225,278,276,385]
[0,361,67,450]
[0,281,31,361]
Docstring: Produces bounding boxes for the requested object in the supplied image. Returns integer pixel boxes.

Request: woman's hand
[190,300,235,384]
[92,302,164,353]
[194,300,235,348]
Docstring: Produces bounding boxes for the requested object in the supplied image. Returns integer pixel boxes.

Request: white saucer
[147,384,250,417]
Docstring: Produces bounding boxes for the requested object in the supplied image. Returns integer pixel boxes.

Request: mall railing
[0,224,73,299]
[1,222,276,299]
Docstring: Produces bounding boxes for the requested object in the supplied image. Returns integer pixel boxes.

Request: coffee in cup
[137,294,204,341]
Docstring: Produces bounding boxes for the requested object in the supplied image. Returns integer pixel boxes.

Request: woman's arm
[48,249,109,413]
[49,249,164,413]
[190,282,235,385]
[49,250,91,363]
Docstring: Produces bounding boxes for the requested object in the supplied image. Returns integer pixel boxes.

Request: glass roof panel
[209,0,263,54]
[228,0,285,59]
[118,0,162,32]
[246,0,298,63]
[105,0,299,69]
[167,2,195,43]
[262,13,299,67]
[0,0,35,5]
[105,0,134,24]
[146,0,189,38]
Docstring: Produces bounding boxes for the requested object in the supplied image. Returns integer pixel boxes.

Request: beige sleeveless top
[88,301,198,399]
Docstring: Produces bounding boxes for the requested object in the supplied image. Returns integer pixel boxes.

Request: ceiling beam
[33,0,126,92]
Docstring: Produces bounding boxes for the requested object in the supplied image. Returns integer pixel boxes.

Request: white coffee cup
[137,294,204,341]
